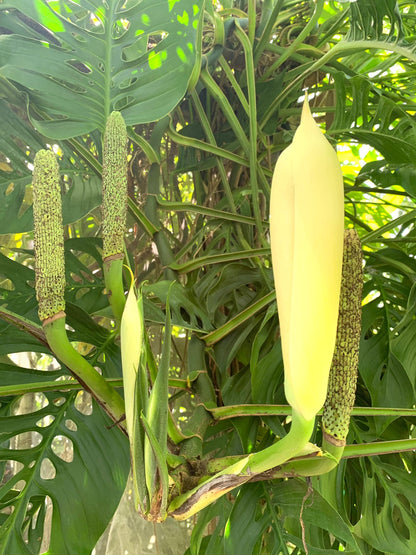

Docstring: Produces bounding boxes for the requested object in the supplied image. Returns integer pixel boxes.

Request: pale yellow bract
[120,272,143,438]
[270,98,344,421]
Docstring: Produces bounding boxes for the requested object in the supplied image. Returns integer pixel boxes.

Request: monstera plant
[1,1,416,554]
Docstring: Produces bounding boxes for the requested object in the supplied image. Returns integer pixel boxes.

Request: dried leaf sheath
[33,150,65,322]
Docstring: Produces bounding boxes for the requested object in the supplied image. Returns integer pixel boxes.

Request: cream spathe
[270,98,344,421]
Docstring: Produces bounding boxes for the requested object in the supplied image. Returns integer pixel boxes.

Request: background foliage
[1,0,416,553]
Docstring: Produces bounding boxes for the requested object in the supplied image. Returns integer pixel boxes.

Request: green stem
[247,0,256,46]
[128,197,159,236]
[262,482,290,555]
[127,127,160,164]
[218,55,249,114]
[234,23,265,247]
[260,38,416,131]
[169,410,314,519]
[207,404,416,419]
[254,0,285,65]
[189,89,239,214]
[189,89,249,250]
[0,376,193,398]
[44,315,126,433]
[157,197,266,226]
[169,247,269,273]
[200,68,251,156]
[247,410,315,474]
[343,438,416,458]
[261,0,325,81]
[103,256,126,324]
[202,291,275,345]
[166,118,248,167]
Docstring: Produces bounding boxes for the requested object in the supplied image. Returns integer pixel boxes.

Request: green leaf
[354,458,416,555]
[144,280,213,332]
[273,479,362,553]
[224,483,272,555]
[0,0,204,139]
[0,391,130,554]
[0,98,106,235]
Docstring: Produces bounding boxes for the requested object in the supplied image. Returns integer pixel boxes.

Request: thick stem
[168,410,314,520]
[103,255,126,324]
[246,410,315,474]
[44,314,126,434]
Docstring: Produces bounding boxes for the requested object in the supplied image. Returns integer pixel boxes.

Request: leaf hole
[147,32,167,50]
[393,505,410,540]
[16,12,61,46]
[113,95,135,111]
[71,32,87,43]
[14,479,27,493]
[65,419,77,432]
[36,415,55,428]
[8,431,43,450]
[375,474,385,515]
[40,457,56,480]
[12,392,49,415]
[51,435,74,463]
[65,59,92,74]
[74,390,93,415]
[112,18,130,40]
[48,74,87,94]
[24,494,52,550]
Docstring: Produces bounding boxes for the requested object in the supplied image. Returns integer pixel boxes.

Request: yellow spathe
[120,275,143,438]
[270,99,344,421]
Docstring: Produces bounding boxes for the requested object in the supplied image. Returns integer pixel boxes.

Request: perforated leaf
[0,0,204,138]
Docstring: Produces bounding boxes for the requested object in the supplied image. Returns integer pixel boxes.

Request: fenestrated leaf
[0,0,204,139]
[359,297,414,413]
[273,479,362,553]
[331,74,416,164]
[0,98,105,235]
[144,280,213,332]
[354,458,416,555]
[347,0,404,41]
[0,390,130,555]
[357,161,416,199]
[390,282,416,393]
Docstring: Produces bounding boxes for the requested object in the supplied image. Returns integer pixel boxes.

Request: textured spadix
[102,111,128,260]
[33,150,66,322]
[323,229,363,443]
[270,99,344,421]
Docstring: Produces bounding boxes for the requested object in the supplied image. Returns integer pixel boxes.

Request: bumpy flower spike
[32,149,126,430]
[33,149,66,322]
[323,229,363,445]
[102,111,128,323]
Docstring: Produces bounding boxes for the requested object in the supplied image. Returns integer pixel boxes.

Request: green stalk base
[103,255,126,324]
[168,410,315,520]
[44,314,126,433]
